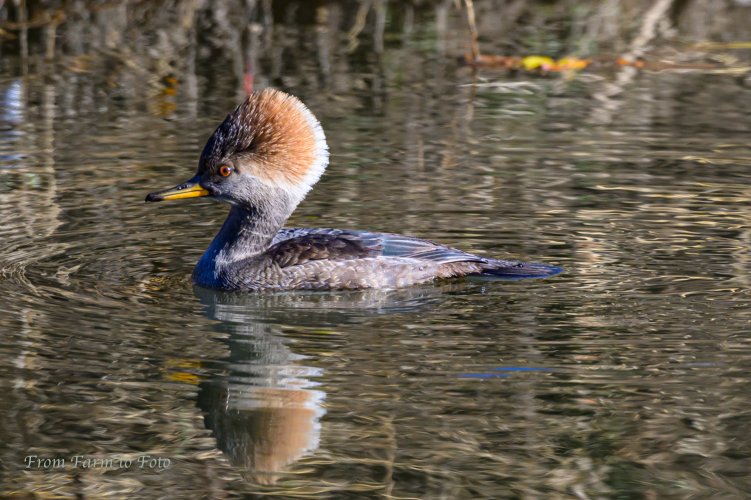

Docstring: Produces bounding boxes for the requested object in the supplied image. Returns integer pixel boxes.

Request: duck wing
[271,228,484,266]
[267,232,382,268]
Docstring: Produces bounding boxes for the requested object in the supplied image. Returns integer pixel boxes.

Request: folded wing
[270,228,485,266]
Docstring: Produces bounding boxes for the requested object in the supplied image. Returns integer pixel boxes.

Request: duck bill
[145,176,209,202]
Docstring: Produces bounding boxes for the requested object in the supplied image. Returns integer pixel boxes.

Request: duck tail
[479,259,563,279]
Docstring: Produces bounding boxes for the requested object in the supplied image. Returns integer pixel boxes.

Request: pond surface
[1,3,751,498]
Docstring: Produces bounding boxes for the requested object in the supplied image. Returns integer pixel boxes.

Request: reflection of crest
[198,370,325,485]
[193,285,450,483]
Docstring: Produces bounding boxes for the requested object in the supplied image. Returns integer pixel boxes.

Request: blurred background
[2,0,750,117]
[1,1,751,498]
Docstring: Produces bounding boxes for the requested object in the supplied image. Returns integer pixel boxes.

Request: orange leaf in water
[461,53,521,68]
[555,57,592,71]
[617,57,646,69]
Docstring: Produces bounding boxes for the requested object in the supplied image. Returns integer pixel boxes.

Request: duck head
[146,88,329,214]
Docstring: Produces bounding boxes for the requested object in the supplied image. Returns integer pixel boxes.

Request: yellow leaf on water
[166,372,201,385]
[164,358,202,369]
[522,55,555,70]
[556,57,592,70]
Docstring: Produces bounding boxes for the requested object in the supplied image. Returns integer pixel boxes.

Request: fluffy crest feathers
[200,88,329,196]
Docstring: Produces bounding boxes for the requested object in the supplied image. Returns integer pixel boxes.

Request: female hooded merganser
[146,88,561,291]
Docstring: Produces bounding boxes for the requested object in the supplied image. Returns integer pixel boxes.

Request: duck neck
[194,201,292,286]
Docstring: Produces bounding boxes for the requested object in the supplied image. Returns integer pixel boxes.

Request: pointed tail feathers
[480,259,562,279]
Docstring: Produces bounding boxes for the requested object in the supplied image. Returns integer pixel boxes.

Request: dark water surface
[2,3,751,498]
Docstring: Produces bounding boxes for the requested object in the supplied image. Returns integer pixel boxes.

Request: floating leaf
[554,57,592,71]
[521,55,556,71]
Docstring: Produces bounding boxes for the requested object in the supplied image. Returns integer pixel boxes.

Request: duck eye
[218,165,233,177]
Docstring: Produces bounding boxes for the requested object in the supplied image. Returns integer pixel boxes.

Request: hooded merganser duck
[146,88,561,291]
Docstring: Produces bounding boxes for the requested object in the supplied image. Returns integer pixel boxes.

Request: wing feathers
[272,228,485,267]
[268,233,382,268]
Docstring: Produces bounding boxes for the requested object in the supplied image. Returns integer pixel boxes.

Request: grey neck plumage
[193,190,298,288]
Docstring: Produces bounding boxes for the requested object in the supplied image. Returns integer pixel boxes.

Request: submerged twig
[463,0,480,62]
[347,0,372,53]
[622,0,673,62]
[591,0,674,124]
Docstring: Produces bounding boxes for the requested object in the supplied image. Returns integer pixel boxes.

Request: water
[1,2,751,497]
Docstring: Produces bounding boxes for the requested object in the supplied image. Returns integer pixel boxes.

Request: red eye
[218,165,233,177]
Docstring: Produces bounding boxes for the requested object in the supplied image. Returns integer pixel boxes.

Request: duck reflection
[193,284,451,483]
